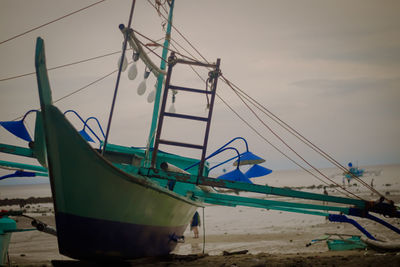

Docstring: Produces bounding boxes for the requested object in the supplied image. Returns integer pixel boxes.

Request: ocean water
[0,183,52,199]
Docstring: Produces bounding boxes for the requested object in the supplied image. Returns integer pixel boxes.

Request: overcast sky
[1,0,399,184]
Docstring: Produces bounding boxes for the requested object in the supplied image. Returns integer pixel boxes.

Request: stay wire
[1,34,165,83]
[142,4,380,200]
[0,0,107,45]
[167,44,347,197]
[146,0,208,63]
[164,5,382,198]
[222,75,363,200]
[9,41,161,122]
[165,32,344,195]
[164,34,349,197]
[132,29,207,65]
[0,50,124,82]
[223,76,384,199]
[145,3,362,195]
[215,87,357,199]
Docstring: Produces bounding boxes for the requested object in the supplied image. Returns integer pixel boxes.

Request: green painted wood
[147,0,175,155]
[196,191,349,214]
[0,160,47,173]
[143,168,366,208]
[201,197,329,216]
[0,143,34,158]
[45,104,199,226]
[104,143,209,176]
[33,111,47,168]
[34,37,201,228]
[35,37,52,108]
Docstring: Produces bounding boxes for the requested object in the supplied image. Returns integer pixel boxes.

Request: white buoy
[117,55,128,72]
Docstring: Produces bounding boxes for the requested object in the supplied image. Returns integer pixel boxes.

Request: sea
[1,164,399,255]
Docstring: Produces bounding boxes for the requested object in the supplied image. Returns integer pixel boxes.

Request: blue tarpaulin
[0,120,32,142]
[0,170,36,180]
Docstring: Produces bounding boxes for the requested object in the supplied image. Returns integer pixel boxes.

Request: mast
[145,0,175,165]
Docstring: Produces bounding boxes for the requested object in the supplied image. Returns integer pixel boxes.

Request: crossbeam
[194,190,348,214]
[140,167,366,208]
[0,143,35,158]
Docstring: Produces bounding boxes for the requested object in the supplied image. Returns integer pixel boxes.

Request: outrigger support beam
[0,143,35,158]
[328,214,376,240]
[194,190,345,214]
[141,167,400,219]
[0,160,47,174]
[143,168,365,206]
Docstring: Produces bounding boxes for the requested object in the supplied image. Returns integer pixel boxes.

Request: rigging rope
[1,0,386,201]
[146,0,208,64]
[0,0,107,45]
[1,35,165,83]
[0,50,124,82]
[143,7,382,200]
[222,76,363,200]
[132,29,207,65]
[223,77,384,198]
[165,38,358,199]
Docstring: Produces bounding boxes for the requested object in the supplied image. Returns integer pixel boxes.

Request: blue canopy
[0,120,32,142]
[218,168,253,183]
[233,151,265,166]
[245,164,272,178]
[79,129,95,143]
[0,170,36,180]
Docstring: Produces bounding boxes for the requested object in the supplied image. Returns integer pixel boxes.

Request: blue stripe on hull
[55,212,187,260]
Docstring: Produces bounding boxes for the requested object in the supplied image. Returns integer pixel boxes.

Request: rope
[202,207,206,254]
[1,0,385,201]
[146,0,209,64]
[148,6,381,200]
[0,50,123,82]
[132,29,207,65]
[222,76,384,199]
[157,24,356,199]
[222,76,363,200]
[164,36,356,198]
[8,42,162,122]
[0,0,107,45]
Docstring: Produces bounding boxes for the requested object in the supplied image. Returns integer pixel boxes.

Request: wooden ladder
[151,52,221,178]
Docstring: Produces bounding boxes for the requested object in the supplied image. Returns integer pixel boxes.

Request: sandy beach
[2,165,400,266]
[5,213,400,266]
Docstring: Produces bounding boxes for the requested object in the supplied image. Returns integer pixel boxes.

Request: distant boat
[344,162,364,179]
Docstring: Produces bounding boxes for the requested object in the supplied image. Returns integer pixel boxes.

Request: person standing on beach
[190,211,201,238]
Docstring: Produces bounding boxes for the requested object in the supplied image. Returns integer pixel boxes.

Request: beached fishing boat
[35,42,202,258]
[344,162,364,179]
[1,0,400,261]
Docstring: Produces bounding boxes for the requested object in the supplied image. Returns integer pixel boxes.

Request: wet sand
[5,211,400,266]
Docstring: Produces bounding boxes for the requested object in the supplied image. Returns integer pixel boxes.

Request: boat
[34,36,211,260]
[1,0,400,262]
[344,162,364,179]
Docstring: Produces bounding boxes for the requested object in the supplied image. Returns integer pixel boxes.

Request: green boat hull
[35,37,201,260]
[44,105,199,260]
